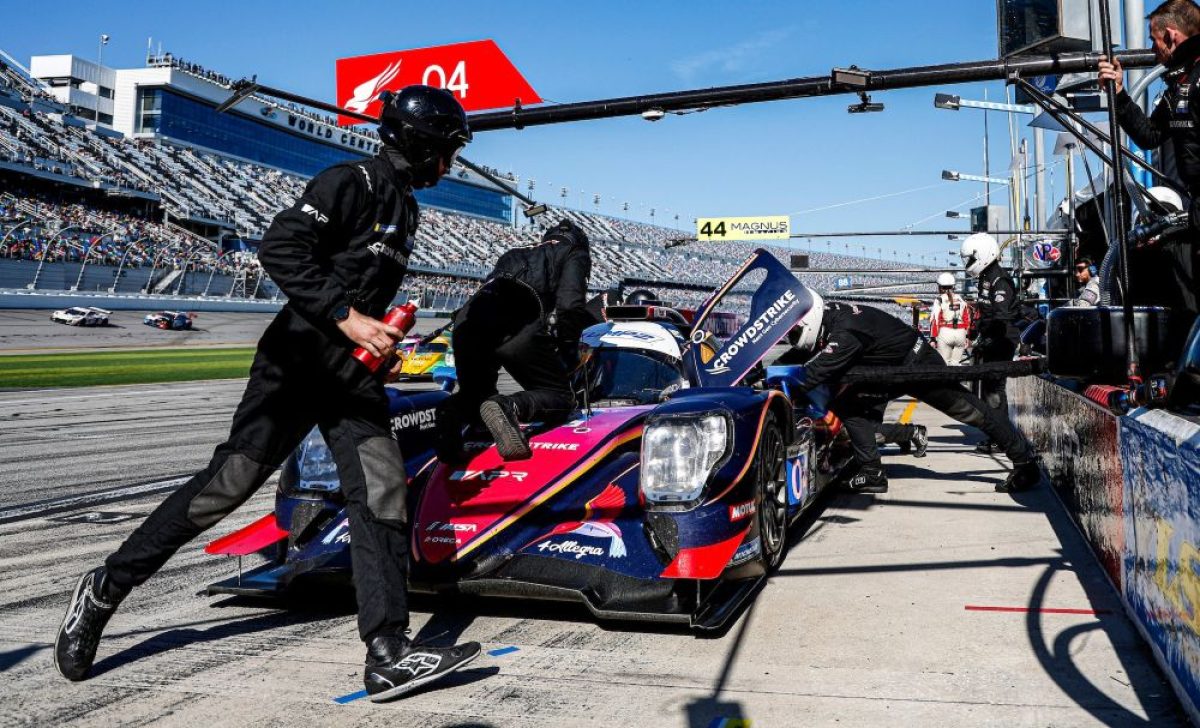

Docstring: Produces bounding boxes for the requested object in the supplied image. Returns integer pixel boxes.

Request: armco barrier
[1010,376,1200,722]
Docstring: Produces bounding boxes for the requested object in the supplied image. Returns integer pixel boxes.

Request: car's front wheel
[756,413,787,570]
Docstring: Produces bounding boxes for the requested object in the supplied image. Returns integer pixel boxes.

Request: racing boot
[364,631,481,702]
[974,440,999,455]
[480,395,532,461]
[910,425,929,458]
[844,464,888,494]
[996,460,1043,493]
[54,566,128,681]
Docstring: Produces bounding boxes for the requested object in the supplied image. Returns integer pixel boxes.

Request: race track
[0,377,1185,726]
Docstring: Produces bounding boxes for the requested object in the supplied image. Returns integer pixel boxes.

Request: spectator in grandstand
[930,272,973,365]
[54,85,481,703]
[1070,257,1101,307]
[961,233,1022,455]
[777,295,1041,494]
[439,218,592,461]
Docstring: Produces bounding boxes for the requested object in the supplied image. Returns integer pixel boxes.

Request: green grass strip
[0,347,256,388]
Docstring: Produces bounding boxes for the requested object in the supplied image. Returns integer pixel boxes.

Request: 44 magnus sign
[696,215,790,242]
[335,40,541,125]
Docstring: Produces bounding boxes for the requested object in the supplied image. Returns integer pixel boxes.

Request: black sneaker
[364,633,481,702]
[54,567,126,681]
[996,461,1043,493]
[911,426,929,458]
[480,396,532,461]
[974,441,998,454]
[844,465,888,494]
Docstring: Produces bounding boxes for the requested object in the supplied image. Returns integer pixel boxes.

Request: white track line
[0,476,191,523]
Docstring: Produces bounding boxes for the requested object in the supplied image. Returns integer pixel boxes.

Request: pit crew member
[440,219,593,461]
[54,86,481,703]
[778,296,1041,494]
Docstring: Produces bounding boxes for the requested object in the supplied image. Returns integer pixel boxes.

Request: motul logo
[729,500,756,521]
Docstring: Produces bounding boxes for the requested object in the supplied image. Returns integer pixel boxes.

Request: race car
[205,250,850,630]
[50,307,111,326]
[396,332,452,380]
[143,310,193,330]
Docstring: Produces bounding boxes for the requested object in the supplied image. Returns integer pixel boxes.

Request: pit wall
[1010,376,1200,723]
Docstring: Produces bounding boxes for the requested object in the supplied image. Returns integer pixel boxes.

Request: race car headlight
[641,413,730,504]
[289,428,340,493]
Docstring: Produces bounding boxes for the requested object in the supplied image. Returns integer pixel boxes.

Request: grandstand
[0,47,934,314]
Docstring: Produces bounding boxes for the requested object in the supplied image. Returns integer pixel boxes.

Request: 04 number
[423,61,469,98]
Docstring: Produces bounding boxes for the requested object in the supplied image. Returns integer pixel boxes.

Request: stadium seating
[0,55,934,309]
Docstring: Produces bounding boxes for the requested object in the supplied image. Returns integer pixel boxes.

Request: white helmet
[960,233,999,276]
[937,272,956,288]
[1147,186,1184,213]
[787,290,826,356]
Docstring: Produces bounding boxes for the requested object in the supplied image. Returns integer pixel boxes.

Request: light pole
[934,92,1044,228]
[72,231,116,290]
[28,225,78,290]
[941,170,1011,186]
[110,237,150,292]
[96,35,109,125]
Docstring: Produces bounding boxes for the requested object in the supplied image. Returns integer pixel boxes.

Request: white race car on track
[50,307,112,326]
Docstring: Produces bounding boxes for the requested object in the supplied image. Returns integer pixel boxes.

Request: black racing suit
[973,261,1021,420]
[1114,36,1200,348]
[449,233,592,429]
[781,302,1034,468]
[105,152,420,642]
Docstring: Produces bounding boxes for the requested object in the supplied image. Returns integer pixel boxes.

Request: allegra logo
[537,539,604,560]
[344,60,401,114]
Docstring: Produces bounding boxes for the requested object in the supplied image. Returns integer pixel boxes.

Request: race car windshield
[66,308,88,315]
[417,343,448,354]
[574,348,684,405]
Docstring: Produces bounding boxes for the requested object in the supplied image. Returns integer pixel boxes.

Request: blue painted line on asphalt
[488,646,519,657]
[333,689,369,704]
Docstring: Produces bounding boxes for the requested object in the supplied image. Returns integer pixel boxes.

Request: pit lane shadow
[1004,486,1187,726]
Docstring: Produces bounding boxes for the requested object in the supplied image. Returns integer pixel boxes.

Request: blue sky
[2,1,1142,265]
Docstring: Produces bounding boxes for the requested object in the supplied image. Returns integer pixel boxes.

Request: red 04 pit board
[335,40,541,125]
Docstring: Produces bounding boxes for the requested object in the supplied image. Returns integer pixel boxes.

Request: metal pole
[1065,143,1078,299]
[1098,0,1141,386]
[1034,126,1046,229]
[1125,0,1148,113]
[984,88,991,206]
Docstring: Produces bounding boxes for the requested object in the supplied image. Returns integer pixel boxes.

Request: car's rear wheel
[756,413,787,570]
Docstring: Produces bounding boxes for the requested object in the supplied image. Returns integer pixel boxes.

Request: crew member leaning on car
[437,219,592,462]
[54,86,481,703]
[777,295,1041,494]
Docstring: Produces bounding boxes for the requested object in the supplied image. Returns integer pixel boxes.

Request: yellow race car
[397,334,453,380]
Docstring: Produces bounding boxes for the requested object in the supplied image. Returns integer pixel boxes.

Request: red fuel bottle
[353,302,418,373]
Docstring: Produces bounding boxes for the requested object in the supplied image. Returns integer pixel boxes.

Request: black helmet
[378,85,471,188]
[625,289,660,306]
[542,218,589,247]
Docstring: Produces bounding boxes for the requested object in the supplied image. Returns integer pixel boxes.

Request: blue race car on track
[206,250,851,630]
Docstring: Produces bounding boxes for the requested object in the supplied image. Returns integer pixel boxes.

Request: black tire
[756,413,787,570]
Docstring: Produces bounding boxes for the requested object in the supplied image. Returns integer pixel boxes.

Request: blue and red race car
[205,250,851,630]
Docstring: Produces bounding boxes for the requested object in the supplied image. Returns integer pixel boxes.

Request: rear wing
[683,249,815,388]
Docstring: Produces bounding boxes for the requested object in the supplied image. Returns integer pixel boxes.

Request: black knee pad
[187,452,276,529]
